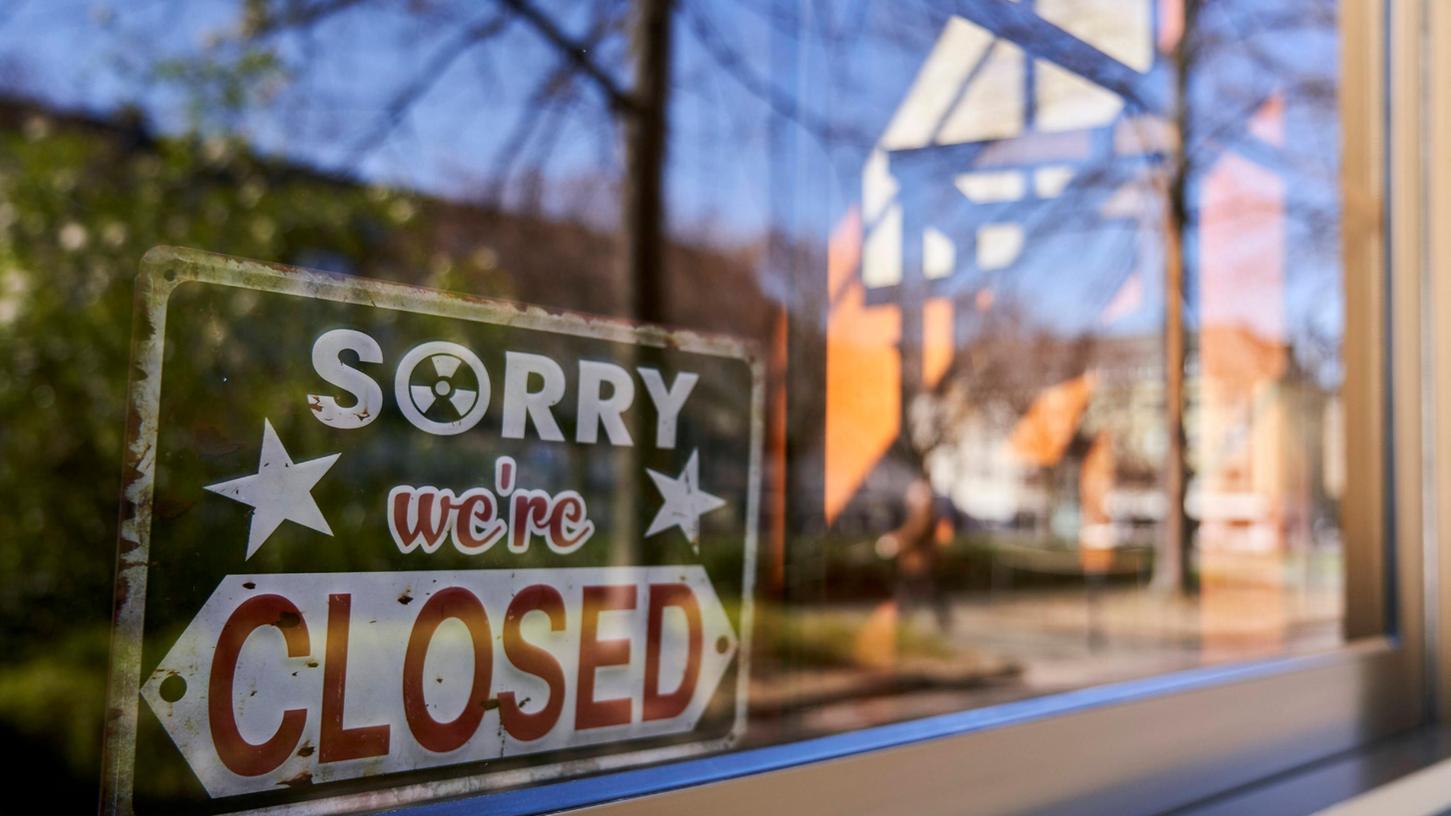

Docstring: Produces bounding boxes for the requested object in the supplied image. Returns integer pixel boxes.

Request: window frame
[1428,0,1451,723]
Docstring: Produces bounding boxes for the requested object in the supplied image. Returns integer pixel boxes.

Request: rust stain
[275,611,302,629]
[297,742,315,758]
[277,771,313,788]
[114,574,130,610]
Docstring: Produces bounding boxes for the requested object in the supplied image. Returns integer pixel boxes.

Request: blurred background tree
[0,97,458,805]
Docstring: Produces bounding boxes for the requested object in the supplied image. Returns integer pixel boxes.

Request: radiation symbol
[394,340,491,436]
[410,354,477,415]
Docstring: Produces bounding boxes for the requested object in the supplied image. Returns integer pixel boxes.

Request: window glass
[0,0,1349,812]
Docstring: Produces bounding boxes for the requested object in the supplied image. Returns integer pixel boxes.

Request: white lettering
[638,368,698,450]
[502,351,566,441]
[576,360,635,446]
[308,329,383,429]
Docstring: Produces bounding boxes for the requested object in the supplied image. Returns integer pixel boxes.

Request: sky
[0,0,1344,371]
[0,0,934,246]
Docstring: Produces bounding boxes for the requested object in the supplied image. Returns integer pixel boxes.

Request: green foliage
[0,627,111,780]
[152,47,288,132]
[0,109,466,796]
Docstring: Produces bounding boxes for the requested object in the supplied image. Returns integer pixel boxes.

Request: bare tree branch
[512,90,577,211]
[485,67,580,204]
[679,0,871,151]
[342,11,513,167]
[485,6,617,204]
[498,0,636,114]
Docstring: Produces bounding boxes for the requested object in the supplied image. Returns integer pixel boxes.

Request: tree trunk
[626,0,673,324]
[614,0,674,567]
[1153,0,1200,593]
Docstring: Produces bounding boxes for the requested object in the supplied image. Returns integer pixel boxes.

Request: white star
[204,419,341,560]
[645,449,727,552]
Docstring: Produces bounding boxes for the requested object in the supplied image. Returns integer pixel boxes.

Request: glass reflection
[0,0,1346,809]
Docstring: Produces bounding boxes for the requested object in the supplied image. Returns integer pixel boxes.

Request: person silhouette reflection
[877,478,953,634]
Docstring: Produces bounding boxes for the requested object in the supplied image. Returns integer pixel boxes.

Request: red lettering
[495,456,515,494]
[498,585,567,741]
[643,584,702,722]
[389,487,452,553]
[450,489,505,554]
[209,594,309,777]
[402,587,492,753]
[389,460,596,558]
[575,584,636,730]
[547,492,594,554]
[320,594,390,762]
[509,490,552,552]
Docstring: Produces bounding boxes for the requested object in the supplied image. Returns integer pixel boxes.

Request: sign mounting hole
[159,674,187,703]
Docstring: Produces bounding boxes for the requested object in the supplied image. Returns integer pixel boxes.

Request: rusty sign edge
[100,245,765,816]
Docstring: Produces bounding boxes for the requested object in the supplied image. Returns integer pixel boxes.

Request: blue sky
[0,0,935,247]
[0,0,1342,373]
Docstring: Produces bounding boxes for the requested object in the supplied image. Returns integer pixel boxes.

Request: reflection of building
[825,2,1173,531]
[920,334,1167,543]
[1188,326,1342,556]
[822,2,1344,583]
[915,326,1340,556]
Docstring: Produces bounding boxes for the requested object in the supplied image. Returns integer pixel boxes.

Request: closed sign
[102,247,761,814]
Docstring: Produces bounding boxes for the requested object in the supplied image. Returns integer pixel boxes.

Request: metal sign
[101,247,761,814]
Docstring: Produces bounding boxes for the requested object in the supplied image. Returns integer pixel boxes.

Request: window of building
[0,1,1425,814]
